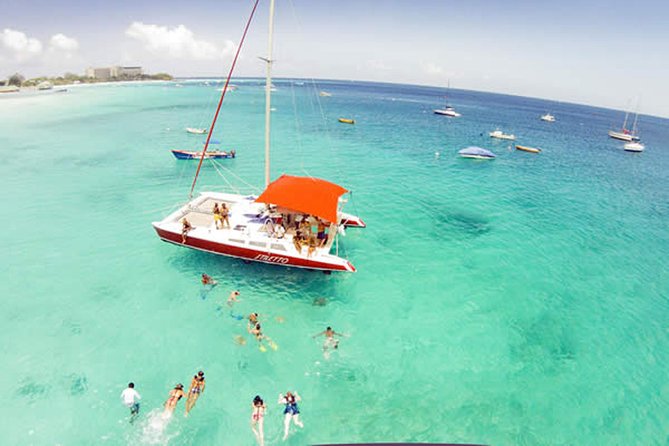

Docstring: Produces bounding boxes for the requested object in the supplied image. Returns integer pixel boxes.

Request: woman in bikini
[250,395,266,446]
[184,371,206,416]
[181,218,193,243]
[163,383,185,417]
[278,391,303,440]
[220,203,230,229]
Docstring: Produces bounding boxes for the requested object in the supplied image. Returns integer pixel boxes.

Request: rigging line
[288,79,311,178]
[189,0,261,199]
[287,0,340,181]
[208,159,240,195]
[209,159,261,193]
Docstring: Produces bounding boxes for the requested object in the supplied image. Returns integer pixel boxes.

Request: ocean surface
[1,79,668,445]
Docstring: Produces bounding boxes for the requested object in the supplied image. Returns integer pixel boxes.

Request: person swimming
[184,371,206,416]
[163,383,185,417]
[312,326,345,358]
[227,290,240,306]
[250,395,266,446]
[201,273,217,286]
[278,391,304,440]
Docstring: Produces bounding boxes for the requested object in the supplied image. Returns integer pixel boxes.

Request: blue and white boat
[458,146,496,160]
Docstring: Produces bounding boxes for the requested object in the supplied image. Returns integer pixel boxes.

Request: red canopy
[255,174,348,223]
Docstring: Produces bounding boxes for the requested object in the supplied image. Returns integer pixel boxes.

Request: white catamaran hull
[153,192,359,272]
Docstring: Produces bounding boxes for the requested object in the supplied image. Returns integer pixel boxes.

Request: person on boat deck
[251,395,266,446]
[220,203,231,229]
[213,203,222,229]
[201,273,217,286]
[181,218,193,243]
[278,391,304,440]
[299,218,312,237]
[307,234,319,257]
[184,371,206,416]
[227,290,240,306]
[272,222,286,239]
[317,221,328,247]
[164,383,185,416]
[292,231,305,253]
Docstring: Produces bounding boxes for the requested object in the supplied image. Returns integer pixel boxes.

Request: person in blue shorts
[278,391,303,440]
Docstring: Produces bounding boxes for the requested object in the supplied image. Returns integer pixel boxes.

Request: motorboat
[186,127,208,135]
[623,142,645,152]
[459,146,496,160]
[489,129,516,140]
[319,91,332,97]
[171,149,236,160]
[338,118,355,124]
[540,113,555,122]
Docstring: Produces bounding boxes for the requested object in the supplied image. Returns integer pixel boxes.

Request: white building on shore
[86,66,143,80]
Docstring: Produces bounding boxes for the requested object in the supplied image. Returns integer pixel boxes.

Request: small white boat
[489,129,516,141]
[37,81,53,91]
[319,91,332,97]
[433,106,461,117]
[186,127,208,135]
[624,142,645,152]
[540,113,555,122]
[459,146,496,160]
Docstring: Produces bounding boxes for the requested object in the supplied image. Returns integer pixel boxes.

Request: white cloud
[422,61,443,76]
[0,28,43,61]
[125,22,233,60]
[49,33,79,52]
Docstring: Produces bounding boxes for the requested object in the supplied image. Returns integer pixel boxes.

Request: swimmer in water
[312,326,345,357]
[227,290,240,306]
[278,391,304,440]
[201,273,217,286]
[163,383,185,417]
[184,371,206,416]
[120,382,141,422]
[247,313,259,332]
[250,395,266,446]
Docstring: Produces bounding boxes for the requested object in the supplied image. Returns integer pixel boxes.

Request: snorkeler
[278,391,304,440]
[184,371,206,416]
[251,395,266,446]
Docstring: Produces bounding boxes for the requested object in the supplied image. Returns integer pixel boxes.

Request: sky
[1,0,668,117]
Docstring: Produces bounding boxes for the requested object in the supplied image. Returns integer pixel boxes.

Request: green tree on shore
[8,73,25,86]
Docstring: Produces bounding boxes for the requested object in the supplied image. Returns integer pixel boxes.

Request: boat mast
[263,0,276,188]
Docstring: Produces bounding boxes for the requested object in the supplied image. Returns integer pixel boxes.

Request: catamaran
[152,0,364,272]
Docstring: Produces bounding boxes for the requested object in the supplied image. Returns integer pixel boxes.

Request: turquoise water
[2,79,669,445]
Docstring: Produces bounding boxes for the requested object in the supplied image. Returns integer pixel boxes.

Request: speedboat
[515,145,541,154]
[540,113,555,122]
[319,91,332,97]
[433,106,461,117]
[489,129,516,140]
[623,142,645,152]
[186,127,208,135]
[459,146,496,160]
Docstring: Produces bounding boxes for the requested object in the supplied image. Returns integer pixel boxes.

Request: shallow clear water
[1,80,668,445]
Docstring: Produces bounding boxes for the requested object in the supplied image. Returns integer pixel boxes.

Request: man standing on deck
[121,382,141,422]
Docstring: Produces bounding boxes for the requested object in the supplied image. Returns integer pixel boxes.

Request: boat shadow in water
[167,249,352,303]
[434,209,492,239]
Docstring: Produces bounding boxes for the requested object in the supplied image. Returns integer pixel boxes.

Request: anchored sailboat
[608,106,640,142]
[152,0,364,272]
